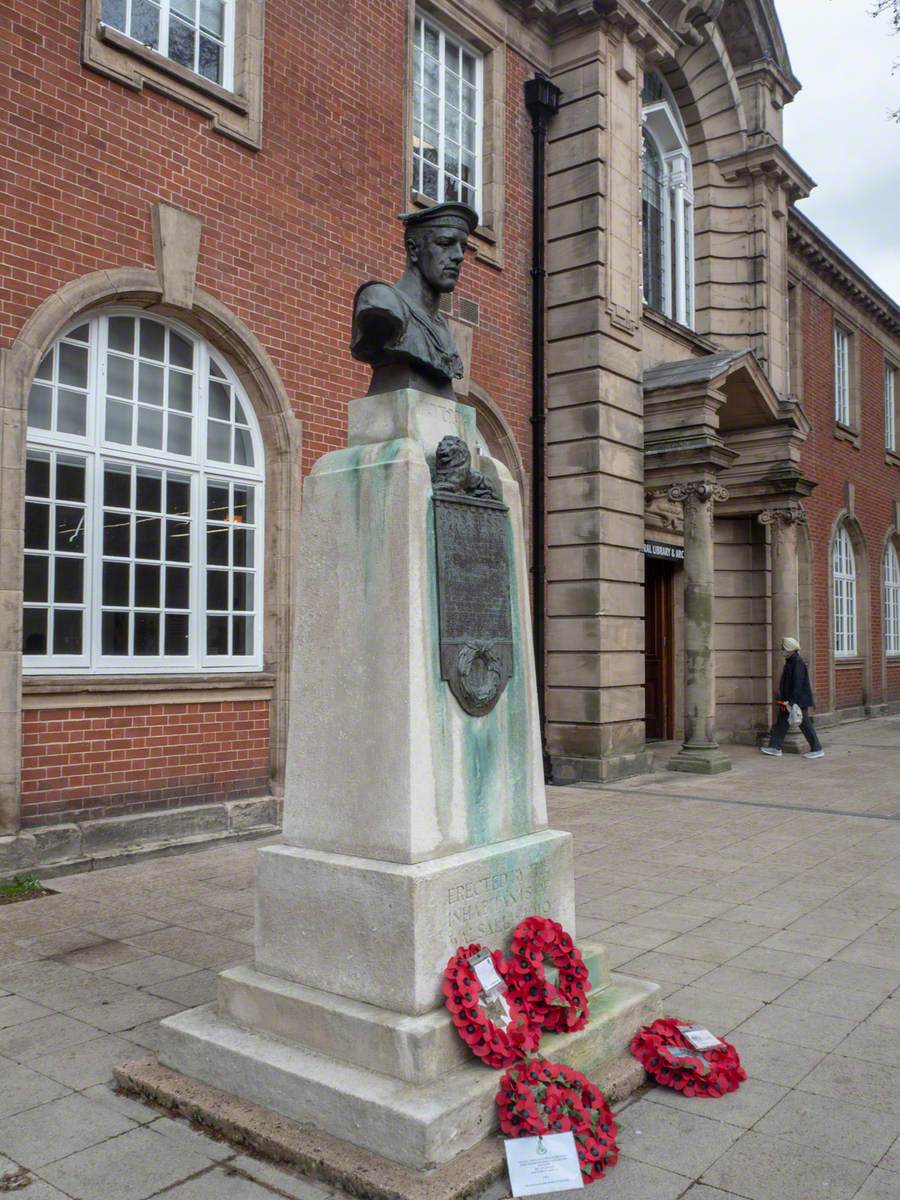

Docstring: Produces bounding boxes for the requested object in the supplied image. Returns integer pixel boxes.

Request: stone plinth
[158,388,657,1173]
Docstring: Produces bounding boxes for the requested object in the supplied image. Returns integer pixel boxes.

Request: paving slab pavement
[0,714,897,1199]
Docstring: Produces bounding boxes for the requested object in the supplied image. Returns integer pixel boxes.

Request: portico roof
[643,347,798,432]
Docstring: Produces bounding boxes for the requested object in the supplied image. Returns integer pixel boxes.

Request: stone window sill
[834,422,860,448]
[23,673,275,709]
[81,1,265,149]
[642,305,717,354]
[886,449,900,469]
[834,657,864,668]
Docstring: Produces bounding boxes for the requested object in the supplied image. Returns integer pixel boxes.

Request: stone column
[667,482,732,774]
[758,504,807,752]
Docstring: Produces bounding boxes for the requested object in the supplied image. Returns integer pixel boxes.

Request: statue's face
[410,224,468,293]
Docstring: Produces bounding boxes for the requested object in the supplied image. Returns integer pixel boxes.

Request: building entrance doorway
[645,556,676,741]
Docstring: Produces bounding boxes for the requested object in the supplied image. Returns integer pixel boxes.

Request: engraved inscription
[436,501,512,643]
[447,865,552,942]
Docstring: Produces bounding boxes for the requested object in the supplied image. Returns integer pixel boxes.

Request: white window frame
[24,310,264,675]
[832,524,857,659]
[884,541,900,657]
[100,0,236,91]
[886,361,897,453]
[642,83,695,328]
[412,9,483,215]
[834,323,851,426]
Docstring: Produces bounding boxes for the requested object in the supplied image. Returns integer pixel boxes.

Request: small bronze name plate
[431,437,513,716]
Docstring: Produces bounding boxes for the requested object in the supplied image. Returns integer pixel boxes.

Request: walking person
[760,637,824,758]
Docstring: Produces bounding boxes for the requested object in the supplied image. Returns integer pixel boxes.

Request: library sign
[644,541,684,562]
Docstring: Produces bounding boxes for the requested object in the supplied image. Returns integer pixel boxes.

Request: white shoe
[803,750,825,759]
[760,747,782,756]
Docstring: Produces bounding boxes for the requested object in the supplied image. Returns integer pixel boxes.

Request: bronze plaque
[432,488,513,717]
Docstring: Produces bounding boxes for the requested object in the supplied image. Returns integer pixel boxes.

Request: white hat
[782,637,800,653]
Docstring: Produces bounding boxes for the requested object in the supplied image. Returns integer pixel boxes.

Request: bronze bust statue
[350,201,479,399]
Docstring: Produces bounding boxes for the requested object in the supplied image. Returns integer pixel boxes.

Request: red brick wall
[20,700,270,827]
[796,281,900,712]
[2,2,536,824]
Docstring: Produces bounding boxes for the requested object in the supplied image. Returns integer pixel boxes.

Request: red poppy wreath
[496,1058,619,1183]
[506,916,590,1034]
[630,1017,746,1097]
[442,944,539,1069]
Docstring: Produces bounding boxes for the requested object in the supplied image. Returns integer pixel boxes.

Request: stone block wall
[713,518,770,737]
[20,700,270,827]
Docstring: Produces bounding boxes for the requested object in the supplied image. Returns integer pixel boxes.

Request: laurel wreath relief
[456,640,503,708]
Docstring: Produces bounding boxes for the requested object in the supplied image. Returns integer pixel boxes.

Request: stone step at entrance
[157,966,660,1170]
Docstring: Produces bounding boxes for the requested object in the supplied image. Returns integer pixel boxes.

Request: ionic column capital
[664,481,729,505]
[757,504,808,528]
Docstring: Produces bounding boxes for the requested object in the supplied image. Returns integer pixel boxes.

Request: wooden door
[645,558,674,740]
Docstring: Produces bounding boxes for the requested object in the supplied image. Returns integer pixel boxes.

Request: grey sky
[775,0,900,303]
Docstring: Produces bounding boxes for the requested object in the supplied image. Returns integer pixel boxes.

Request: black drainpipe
[524,74,561,783]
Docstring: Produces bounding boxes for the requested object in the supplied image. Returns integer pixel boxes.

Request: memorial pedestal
[155,390,659,1177]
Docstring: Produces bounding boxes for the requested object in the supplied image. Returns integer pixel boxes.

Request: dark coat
[778,652,814,708]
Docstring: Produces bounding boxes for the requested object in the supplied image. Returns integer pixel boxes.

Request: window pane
[54,557,84,604]
[35,351,53,381]
[103,560,130,606]
[24,556,49,603]
[137,406,164,449]
[233,485,254,524]
[55,507,84,554]
[169,16,196,69]
[207,483,229,520]
[59,343,88,389]
[104,464,131,508]
[56,460,85,503]
[27,384,52,430]
[207,526,228,565]
[232,615,251,655]
[234,427,253,466]
[165,612,190,656]
[166,566,190,609]
[107,354,134,399]
[53,610,82,655]
[23,609,48,655]
[25,503,49,550]
[26,455,51,498]
[167,477,190,516]
[199,35,222,82]
[135,563,160,607]
[140,319,165,361]
[233,571,250,611]
[138,362,165,406]
[135,516,161,560]
[209,381,230,420]
[172,0,195,18]
[168,370,192,412]
[134,611,160,655]
[166,519,190,562]
[200,0,223,35]
[131,0,160,50]
[207,420,230,462]
[102,610,129,655]
[233,527,253,568]
[104,511,131,557]
[107,315,134,353]
[169,330,193,369]
[136,472,162,513]
[101,0,127,30]
[167,413,192,456]
[207,614,229,655]
[57,390,87,436]
[207,569,229,610]
[106,399,133,444]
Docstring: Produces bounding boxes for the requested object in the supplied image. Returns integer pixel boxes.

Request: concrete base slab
[218,944,610,1086]
[157,972,659,1170]
[668,745,733,774]
[550,750,654,784]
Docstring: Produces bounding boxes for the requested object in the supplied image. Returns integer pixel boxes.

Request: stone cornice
[504,0,682,57]
[716,139,815,202]
[788,208,900,338]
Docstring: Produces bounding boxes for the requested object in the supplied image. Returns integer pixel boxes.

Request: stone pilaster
[665,481,732,774]
[758,504,807,752]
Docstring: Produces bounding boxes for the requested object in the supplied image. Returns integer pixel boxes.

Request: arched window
[884,541,900,656]
[832,525,857,658]
[23,311,264,673]
[641,71,694,327]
